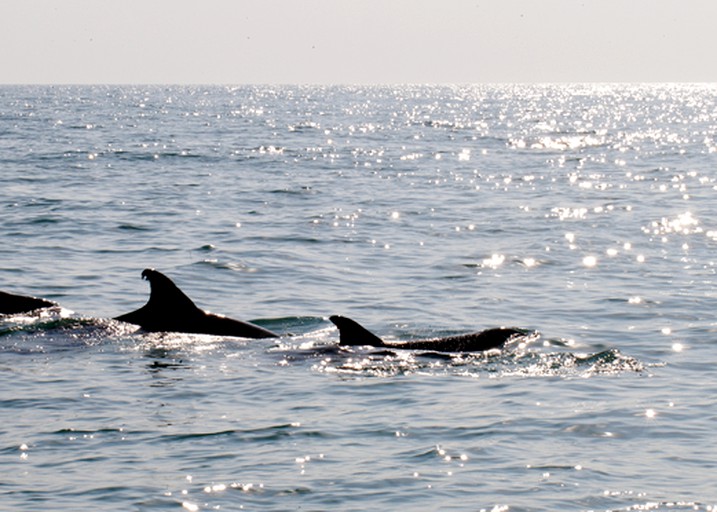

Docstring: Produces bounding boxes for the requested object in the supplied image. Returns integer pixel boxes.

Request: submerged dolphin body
[0,290,56,315]
[329,315,530,352]
[115,269,278,339]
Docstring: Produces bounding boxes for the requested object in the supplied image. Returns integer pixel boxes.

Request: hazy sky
[1,0,715,84]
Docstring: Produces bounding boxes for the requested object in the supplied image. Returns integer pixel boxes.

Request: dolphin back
[0,291,55,315]
[396,327,526,352]
[196,312,278,339]
[115,269,279,339]
[330,315,531,352]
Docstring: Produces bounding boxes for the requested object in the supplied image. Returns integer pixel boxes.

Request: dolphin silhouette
[115,269,278,339]
[329,315,530,352]
[0,290,56,315]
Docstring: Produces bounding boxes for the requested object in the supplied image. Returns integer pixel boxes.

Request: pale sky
[1,0,715,84]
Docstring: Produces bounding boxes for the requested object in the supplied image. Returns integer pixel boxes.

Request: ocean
[1,84,716,511]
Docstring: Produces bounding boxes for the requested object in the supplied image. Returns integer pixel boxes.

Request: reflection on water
[308,345,646,379]
[144,347,190,387]
[2,84,717,511]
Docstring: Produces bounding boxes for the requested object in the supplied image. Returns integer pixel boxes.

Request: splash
[308,345,645,379]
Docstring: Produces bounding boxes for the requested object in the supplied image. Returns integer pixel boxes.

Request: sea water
[1,84,716,511]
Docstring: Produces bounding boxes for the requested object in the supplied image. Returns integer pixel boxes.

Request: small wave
[509,132,608,151]
[11,316,114,334]
[160,423,323,444]
[258,316,326,336]
[288,121,321,132]
[269,187,316,196]
[603,500,705,512]
[486,348,646,377]
[109,149,213,162]
[29,216,61,225]
[0,316,134,353]
[117,223,152,232]
[193,259,253,272]
[1,306,68,334]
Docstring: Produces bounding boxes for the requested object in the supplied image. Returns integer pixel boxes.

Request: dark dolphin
[0,290,56,315]
[115,269,278,339]
[329,315,531,352]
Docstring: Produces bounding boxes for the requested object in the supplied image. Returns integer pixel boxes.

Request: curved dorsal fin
[141,268,198,312]
[115,268,202,330]
[329,315,386,347]
[115,268,279,338]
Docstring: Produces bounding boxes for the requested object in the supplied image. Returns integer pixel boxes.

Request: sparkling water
[1,84,716,511]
